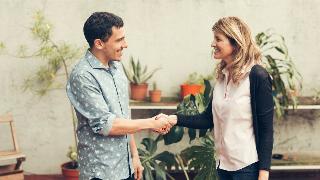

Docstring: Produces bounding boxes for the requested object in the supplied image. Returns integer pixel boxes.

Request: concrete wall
[1,0,320,174]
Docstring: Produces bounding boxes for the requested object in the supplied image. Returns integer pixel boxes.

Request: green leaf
[143,165,154,180]
[136,60,141,80]
[199,129,208,137]
[0,41,5,51]
[122,63,134,82]
[203,79,212,104]
[188,128,196,142]
[140,67,161,83]
[153,162,167,180]
[141,138,157,154]
[130,56,136,75]
[275,46,285,54]
[154,151,179,170]
[181,135,217,180]
[163,126,184,145]
[125,56,160,84]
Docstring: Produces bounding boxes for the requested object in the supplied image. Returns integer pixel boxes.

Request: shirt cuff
[99,114,117,136]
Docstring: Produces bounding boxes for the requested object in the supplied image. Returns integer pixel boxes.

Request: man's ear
[93,39,104,50]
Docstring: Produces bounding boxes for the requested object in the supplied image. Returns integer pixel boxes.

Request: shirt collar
[222,68,228,75]
[222,63,255,76]
[85,50,117,70]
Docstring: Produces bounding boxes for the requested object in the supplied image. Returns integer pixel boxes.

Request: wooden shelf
[129,97,320,110]
[129,97,179,110]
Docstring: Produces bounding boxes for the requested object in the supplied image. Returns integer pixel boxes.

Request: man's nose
[122,40,128,48]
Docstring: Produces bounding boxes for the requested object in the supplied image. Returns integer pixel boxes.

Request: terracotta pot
[180,84,203,99]
[149,90,162,103]
[61,161,79,180]
[130,83,148,101]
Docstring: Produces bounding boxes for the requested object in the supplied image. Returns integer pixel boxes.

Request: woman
[170,17,274,180]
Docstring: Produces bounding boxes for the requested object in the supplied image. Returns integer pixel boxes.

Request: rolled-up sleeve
[66,72,116,136]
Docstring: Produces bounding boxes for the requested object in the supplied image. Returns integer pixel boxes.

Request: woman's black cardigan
[176,65,274,171]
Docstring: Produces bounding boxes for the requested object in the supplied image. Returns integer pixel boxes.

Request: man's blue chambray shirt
[66,50,133,180]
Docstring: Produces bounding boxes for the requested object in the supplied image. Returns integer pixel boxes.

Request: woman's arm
[255,67,274,171]
[175,101,214,129]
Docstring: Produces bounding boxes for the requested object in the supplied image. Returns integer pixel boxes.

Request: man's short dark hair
[83,12,124,47]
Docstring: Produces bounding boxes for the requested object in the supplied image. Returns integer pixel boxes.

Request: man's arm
[107,116,170,135]
[129,134,144,180]
[67,73,170,136]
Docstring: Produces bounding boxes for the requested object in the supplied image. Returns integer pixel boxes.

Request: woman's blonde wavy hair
[212,17,262,84]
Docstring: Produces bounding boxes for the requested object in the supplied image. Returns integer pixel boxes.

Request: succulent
[123,56,161,84]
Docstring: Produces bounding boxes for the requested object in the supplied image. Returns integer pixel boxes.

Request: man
[66,12,170,180]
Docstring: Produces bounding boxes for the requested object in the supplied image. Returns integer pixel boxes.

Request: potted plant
[256,29,302,118]
[149,82,162,103]
[180,72,213,99]
[123,56,161,101]
[1,11,81,179]
[61,146,79,180]
[180,72,203,99]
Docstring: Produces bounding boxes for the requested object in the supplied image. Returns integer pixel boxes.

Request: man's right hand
[152,114,178,134]
[151,114,172,134]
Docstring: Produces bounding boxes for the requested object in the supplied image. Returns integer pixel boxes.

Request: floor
[23,172,320,180]
[24,175,63,180]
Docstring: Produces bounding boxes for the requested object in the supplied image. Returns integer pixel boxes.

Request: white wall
[1,0,320,174]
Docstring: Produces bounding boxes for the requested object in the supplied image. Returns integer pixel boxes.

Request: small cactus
[153,82,157,90]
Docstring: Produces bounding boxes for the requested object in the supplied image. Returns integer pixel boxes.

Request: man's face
[102,27,128,61]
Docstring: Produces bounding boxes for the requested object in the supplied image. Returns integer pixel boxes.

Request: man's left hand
[132,155,144,180]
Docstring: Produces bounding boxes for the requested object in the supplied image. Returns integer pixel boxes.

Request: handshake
[151,114,177,135]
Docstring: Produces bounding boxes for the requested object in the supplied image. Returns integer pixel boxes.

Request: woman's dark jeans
[217,162,259,180]
[90,173,134,180]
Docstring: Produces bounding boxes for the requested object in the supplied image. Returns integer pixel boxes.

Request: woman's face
[211,31,234,63]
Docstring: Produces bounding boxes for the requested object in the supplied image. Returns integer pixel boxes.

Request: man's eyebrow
[117,36,125,41]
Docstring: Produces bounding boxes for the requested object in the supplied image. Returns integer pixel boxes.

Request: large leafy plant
[138,136,178,180]
[138,78,213,179]
[180,135,217,180]
[256,29,302,118]
[123,56,161,85]
[1,11,82,168]
[163,79,213,145]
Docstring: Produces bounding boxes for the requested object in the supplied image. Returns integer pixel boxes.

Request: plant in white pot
[123,56,161,101]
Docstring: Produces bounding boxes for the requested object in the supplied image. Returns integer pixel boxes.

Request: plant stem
[62,58,78,148]
[175,154,189,180]
[141,155,156,164]
[51,38,78,148]
[149,161,175,180]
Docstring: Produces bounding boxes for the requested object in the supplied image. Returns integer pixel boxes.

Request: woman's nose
[211,41,216,47]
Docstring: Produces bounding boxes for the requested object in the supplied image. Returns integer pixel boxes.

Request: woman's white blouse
[212,68,258,171]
